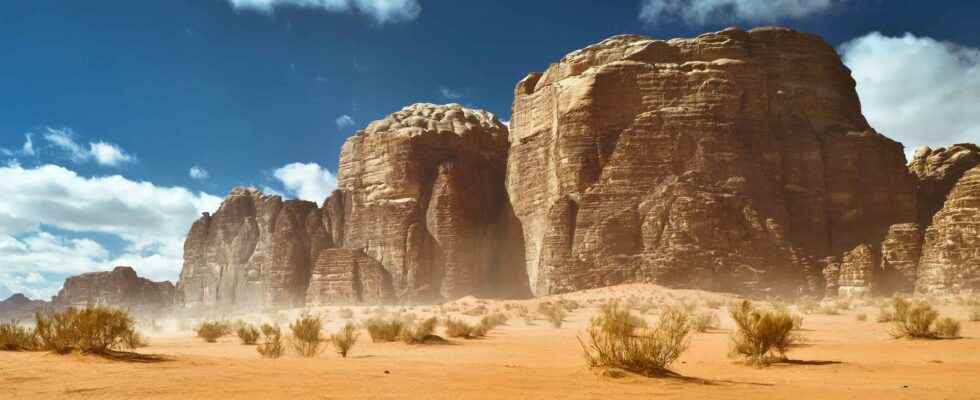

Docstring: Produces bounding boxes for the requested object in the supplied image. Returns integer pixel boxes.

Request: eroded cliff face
[917,165,980,294]
[508,27,916,296]
[52,266,174,316]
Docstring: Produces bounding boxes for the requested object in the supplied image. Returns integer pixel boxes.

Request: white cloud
[226,0,421,24]
[0,163,222,298]
[42,127,135,167]
[840,32,980,157]
[335,114,356,131]
[439,86,462,100]
[0,133,33,158]
[189,165,210,180]
[272,162,337,203]
[639,0,835,26]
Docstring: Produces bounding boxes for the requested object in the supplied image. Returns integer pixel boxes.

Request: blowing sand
[2,284,979,399]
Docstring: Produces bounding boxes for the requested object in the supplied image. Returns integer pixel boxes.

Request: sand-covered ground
[2,284,980,399]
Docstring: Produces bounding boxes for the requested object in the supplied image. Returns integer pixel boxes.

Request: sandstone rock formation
[52,266,175,316]
[508,27,916,296]
[910,144,980,228]
[305,248,394,305]
[0,293,49,321]
[878,223,922,293]
[916,165,980,294]
[837,244,877,297]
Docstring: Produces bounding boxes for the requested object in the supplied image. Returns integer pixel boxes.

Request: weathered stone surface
[910,144,980,227]
[305,248,395,305]
[879,223,923,293]
[52,266,175,316]
[837,244,876,297]
[916,165,980,294]
[508,27,916,296]
[177,188,330,311]
[331,103,528,301]
[0,293,49,321]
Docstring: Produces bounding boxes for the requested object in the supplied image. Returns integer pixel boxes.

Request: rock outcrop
[508,27,916,296]
[52,266,175,316]
[837,244,877,297]
[0,293,49,321]
[910,144,980,228]
[916,165,980,294]
[878,223,922,293]
[305,248,395,305]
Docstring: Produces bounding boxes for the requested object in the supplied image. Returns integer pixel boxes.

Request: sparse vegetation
[338,308,355,319]
[538,302,567,328]
[400,317,439,344]
[364,316,405,342]
[889,298,940,339]
[969,306,980,322]
[0,320,39,351]
[444,318,482,339]
[237,324,260,345]
[34,307,142,354]
[692,311,719,333]
[877,305,895,322]
[256,324,284,358]
[330,322,360,358]
[934,317,961,339]
[579,301,692,376]
[729,300,798,366]
[855,313,867,322]
[195,321,232,343]
[290,314,325,357]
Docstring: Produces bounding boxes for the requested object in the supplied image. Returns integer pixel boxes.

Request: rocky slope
[508,27,916,296]
[0,293,49,321]
[52,266,175,316]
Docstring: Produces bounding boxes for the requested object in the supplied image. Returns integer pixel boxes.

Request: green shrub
[729,300,797,366]
[935,317,961,339]
[330,322,360,358]
[579,302,692,376]
[289,314,325,357]
[400,317,438,344]
[364,317,405,342]
[0,320,39,351]
[237,324,260,345]
[257,324,284,358]
[195,321,232,343]
[34,307,141,354]
[538,302,567,328]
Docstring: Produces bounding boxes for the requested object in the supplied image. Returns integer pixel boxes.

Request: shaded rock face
[0,293,49,321]
[306,248,395,305]
[878,223,922,293]
[917,165,980,294]
[508,27,916,296]
[177,188,330,310]
[910,144,980,228]
[332,103,529,300]
[52,267,174,316]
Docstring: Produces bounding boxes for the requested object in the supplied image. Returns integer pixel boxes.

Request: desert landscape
[3,1,980,399]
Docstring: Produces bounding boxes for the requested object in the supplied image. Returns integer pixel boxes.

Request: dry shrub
[364,317,405,342]
[290,314,325,357]
[237,324,260,345]
[330,322,360,358]
[969,306,980,322]
[791,314,805,330]
[579,301,692,376]
[122,330,148,349]
[195,321,232,343]
[855,313,867,322]
[463,305,488,316]
[935,317,961,339]
[876,306,895,322]
[795,296,819,315]
[692,311,719,333]
[704,299,723,310]
[35,307,141,354]
[538,302,567,328]
[257,323,284,358]
[729,300,797,366]
[0,320,39,351]
[817,304,840,315]
[889,298,940,339]
[400,317,438,344]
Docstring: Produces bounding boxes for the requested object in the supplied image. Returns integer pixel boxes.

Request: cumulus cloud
[840,32,980,157]
[0,163,222,298]
[439,86,462,100]
[272,162,337,203]
[335,114,356,131]
[41,127,135,167]
[639,0,836,26]
[226,0,421,24]
[189,165,210,180]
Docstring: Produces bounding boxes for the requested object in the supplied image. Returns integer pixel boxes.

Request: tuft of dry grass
[538,302,567,328]
[195,321,232,343]
[855,313,867,322]
[444,318,482,339]
[0,320,39,351]
[363,316,405,342]
[889,298,940,339]
[330,322,360,358]
[237,324,260,345]
[34,307,142,355]
[578,301,692,376]
[692,311,719,333]
[728,300,798,366]
[400,317,439,344]
[256,324,284,358]
[289,314,325,357]
[934,317,961,339]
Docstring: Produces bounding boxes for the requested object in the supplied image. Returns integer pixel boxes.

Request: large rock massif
[52,266,175,316]
[173,27,980,311]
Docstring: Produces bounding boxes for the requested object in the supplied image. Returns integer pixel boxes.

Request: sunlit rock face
[916,165,980,294]
[53,266,174,316]
[507,27,916,296]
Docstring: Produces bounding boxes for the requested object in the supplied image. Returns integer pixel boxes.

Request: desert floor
[2,284,980,400]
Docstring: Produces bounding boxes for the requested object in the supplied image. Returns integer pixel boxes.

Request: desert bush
[935,317,961,339]
[704,299,723,310]
[195,321,232,343]
[237,324,260,345]
[338,308,355,319]
[400,317,438,344]
[579,302,692,376]
[463,305,488,316]
[364,317,405,342]
[729,300,797,366]
[257,324,284,358]
[289,314,325,357]
[559,298,582,311]
[795,296,819,315]
[889,298,940,339]
[692,311,719,333]
[0,320,39,351]
[444,318,482,338]
[122,330,148,349]
[34,307,140,354]
[817,304,840,315]
[876,306,895,323]
[330,322,360,358]
[538,302,567,328]
[855,313,867,322]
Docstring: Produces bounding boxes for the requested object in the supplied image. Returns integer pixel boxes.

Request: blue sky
[2,0,979,299]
